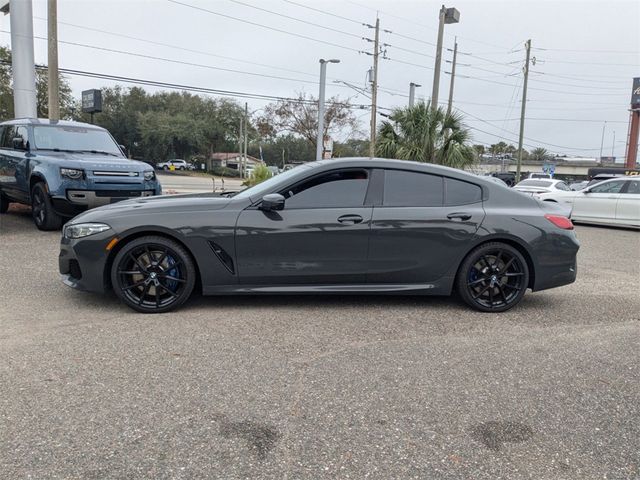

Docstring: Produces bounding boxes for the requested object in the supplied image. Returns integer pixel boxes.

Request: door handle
[337,214,363,225]
[447,212,472,221]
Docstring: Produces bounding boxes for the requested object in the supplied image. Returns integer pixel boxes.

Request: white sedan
[536,177,640,228]
[513,179,572,195]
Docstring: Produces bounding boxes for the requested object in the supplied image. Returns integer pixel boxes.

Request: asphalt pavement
[0,207,639,479]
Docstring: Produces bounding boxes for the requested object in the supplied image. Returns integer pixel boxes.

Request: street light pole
[446,37,458,116]
[599,121,607,160]
[409,82,421,108]
[431,5,459,112]
[316,58,340,161]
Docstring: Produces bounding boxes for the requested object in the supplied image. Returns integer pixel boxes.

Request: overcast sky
[2,0,639,160]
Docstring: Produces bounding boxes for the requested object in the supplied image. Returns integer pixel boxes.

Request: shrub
[243,164,272,187]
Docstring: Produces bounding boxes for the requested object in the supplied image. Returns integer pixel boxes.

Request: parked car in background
[536,177,640,228]
[528,173,552,179]
[485,172,515,186]
[59,158,579,314]
[514,179,571,195]
[0,118,161,230]
[156,159,193,171]
[569,181,589,191]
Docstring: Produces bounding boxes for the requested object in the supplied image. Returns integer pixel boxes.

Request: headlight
[143,170,155,181]
[60,167,84,179]
[64,223,111,239]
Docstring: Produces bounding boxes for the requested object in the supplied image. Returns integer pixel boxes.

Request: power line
[226,0,363,40]
[533,46,640,55]
[281,0,362,25]
[166,0,361,53]
[0,60,373,109]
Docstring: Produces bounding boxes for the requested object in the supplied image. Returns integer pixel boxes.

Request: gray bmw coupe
[59,159,579,313]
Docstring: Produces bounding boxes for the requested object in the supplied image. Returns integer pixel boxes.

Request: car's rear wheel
[163,165,169,170]
[457,242,529,312]
[111,236,196,313]
[0,192,9,213]
[31,182,63,230]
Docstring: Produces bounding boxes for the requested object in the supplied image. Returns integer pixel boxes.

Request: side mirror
[12,137,27,151]
[260,193,285,211]
[119,144,128,156]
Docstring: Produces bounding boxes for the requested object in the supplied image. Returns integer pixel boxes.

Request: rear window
[518,180,552,187]
[445,178,483,205]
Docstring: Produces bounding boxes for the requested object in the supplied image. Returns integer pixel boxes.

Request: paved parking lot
[1,207,639,479]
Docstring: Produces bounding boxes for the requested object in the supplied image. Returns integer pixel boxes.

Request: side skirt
[203,281,452,296]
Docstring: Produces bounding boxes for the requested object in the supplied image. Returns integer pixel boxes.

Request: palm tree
[376,102,476,169]
[530,147,549,161]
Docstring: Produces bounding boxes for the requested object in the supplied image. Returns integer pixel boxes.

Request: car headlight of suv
[64,223,111,239]
[60,167,84,179]
[143,170,156,181]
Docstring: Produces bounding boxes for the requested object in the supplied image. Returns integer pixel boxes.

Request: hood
[69,192,234,224]
[33,151,154,171]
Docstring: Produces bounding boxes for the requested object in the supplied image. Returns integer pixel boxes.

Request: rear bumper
[531,231,580,292]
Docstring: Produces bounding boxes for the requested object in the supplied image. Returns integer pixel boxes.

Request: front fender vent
[207,241,235,274]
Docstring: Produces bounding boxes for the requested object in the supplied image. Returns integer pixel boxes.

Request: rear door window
[445,178,483,205]
[0,126,16,149]
[382,170,443,207]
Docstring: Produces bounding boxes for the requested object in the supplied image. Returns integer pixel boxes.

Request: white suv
[156,159,190,171]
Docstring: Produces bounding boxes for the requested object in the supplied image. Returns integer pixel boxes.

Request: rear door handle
[337,214,363,225]
[447,212,472,221]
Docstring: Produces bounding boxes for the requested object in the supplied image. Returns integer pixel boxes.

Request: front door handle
[337,214,363,225]
[447,212,472,221]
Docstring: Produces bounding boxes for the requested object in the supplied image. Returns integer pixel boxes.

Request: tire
[179,166,185,171]
[456,242,529,313]
[31,182,63,231]
[111,236,196,313]
[0,193,9,213]
[163,165,169,171]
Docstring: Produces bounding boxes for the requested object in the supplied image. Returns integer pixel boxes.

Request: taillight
[544,214,574,230]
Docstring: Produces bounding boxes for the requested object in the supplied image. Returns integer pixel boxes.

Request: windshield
[233,163,313,200]
[517,180,552,187]
[33,125,123,156]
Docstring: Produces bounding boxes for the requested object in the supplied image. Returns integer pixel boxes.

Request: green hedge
[207,166,241,178]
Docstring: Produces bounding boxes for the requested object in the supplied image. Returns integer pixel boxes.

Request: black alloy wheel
[31,182,63,231]
[111,236,196,313]
[457,242,529,312]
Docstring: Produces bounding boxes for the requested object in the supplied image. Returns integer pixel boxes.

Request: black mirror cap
[260,193,285,211]
[12,137,28,151]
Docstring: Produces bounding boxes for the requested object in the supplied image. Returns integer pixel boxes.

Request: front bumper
[52,189,156,216]
[59,230,114,293]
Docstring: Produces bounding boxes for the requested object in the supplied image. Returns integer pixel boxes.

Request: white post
[316,60,328,161]
[9,0,37,118]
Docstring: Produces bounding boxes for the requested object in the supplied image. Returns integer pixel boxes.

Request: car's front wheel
[31,182,63,230]
[111,236,196,313]
[456,242,529,312]
[163,165,169,170]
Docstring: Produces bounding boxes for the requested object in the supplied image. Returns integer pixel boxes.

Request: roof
[0,118,104,129]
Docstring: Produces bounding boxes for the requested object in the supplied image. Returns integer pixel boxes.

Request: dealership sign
[81,89,103,113]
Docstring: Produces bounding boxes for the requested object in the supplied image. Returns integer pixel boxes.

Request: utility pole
[243,102,248,177]
[599,121,606,160]
[408,82,421,108]
[369,16,380,157]
[516,39,531,183]
[446,37,458,116]
[47,0,59,120]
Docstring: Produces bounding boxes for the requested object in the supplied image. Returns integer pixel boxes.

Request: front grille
[69,259,82,280]
[93,171,139,177]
